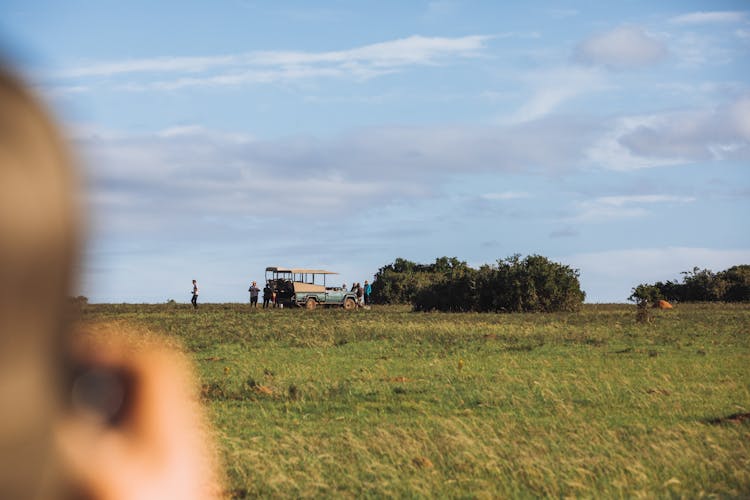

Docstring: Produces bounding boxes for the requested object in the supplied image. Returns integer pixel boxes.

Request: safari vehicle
[265,267,358,310]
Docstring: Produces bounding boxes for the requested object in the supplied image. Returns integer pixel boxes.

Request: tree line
[370,255,586,313]
[629,265,750,305]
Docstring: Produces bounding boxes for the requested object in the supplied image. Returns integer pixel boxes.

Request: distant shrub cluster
[68,295,89,305]
[371,255,586,313]
[369,257,464,305]
[630,265,750,304]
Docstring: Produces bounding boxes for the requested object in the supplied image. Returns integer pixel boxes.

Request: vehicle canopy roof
[265,267,339,275]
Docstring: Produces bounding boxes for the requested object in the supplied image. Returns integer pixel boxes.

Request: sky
[1,0,749,303]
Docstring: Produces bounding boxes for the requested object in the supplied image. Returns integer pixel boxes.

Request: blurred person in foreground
[0,65,219,499]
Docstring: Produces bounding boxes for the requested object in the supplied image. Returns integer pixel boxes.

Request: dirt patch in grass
[705,412,750,425]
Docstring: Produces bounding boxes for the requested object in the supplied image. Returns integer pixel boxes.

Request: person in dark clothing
[248,281,260,307]
[262,283,272,308]
[191,280,199,309]
[355,283,364,306]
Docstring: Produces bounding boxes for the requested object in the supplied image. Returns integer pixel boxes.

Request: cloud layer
[50,35,492,91]
[79,120,593,225]
[575,26,667,69]
[669,11,747,25]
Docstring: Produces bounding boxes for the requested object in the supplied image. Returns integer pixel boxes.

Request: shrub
[628,284,663,305]
[630,265,750,303]
[376,255,585,313]
[69,295,89,306]
[370,257,469,305]
[717,265,750,302]
[413,265,477,312]
[472,255,585,313]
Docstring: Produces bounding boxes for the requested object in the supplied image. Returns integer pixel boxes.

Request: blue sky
[2,1,749,303]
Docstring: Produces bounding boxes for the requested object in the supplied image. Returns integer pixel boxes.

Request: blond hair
[0,66,80,498]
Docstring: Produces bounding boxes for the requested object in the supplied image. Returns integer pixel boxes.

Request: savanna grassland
[79,303,750,498]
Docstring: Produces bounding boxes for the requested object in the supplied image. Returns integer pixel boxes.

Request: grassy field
[79,302,750,498]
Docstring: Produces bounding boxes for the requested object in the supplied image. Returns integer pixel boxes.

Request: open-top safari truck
[265,267,358,310]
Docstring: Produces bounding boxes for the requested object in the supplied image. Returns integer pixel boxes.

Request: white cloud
[365,35,487,63]
[51,35,491,90]
[74,117,602,236]
[587,97,750,170]
[37,84,89,98]
[480,191,530,200]
[118,66,363,91]
[731,95,750,140]
[503,66,607,123]
[250,35,490,67]
[669,11,747,25]
[56,54,240,78]
[156,125,255,143]
[575,26,667,69]
[74,93,748,236]
[562,247,750,302]
[594,195,696,207]
[668,31,736,68]
[586,115,687,170]
[617,105,750,161]
[569,194,695,223]
[653,81,746,98]
[157,125,211,138]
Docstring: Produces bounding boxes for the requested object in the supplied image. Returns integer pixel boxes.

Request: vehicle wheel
[306,298,317,310]
[343,298,356,310]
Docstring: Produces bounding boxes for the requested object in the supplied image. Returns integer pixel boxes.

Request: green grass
[80,303,750,498]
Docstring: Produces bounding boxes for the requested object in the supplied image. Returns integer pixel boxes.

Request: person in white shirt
[191,280,199,309]
[248,281,260,307]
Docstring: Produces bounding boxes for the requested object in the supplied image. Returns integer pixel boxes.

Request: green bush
[473,255,585,313]
[722,265,750,302]
[370,257,470,305]
[413,264,478,312]
[630,265,750,303]
[628,284,663,305]
[375,255,585,313]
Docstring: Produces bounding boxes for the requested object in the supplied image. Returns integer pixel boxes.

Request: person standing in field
[262,282,272,308]
[191,279,199,309]
[248,281,260,308]
[355,283,364,306]
[364,280,372,305]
